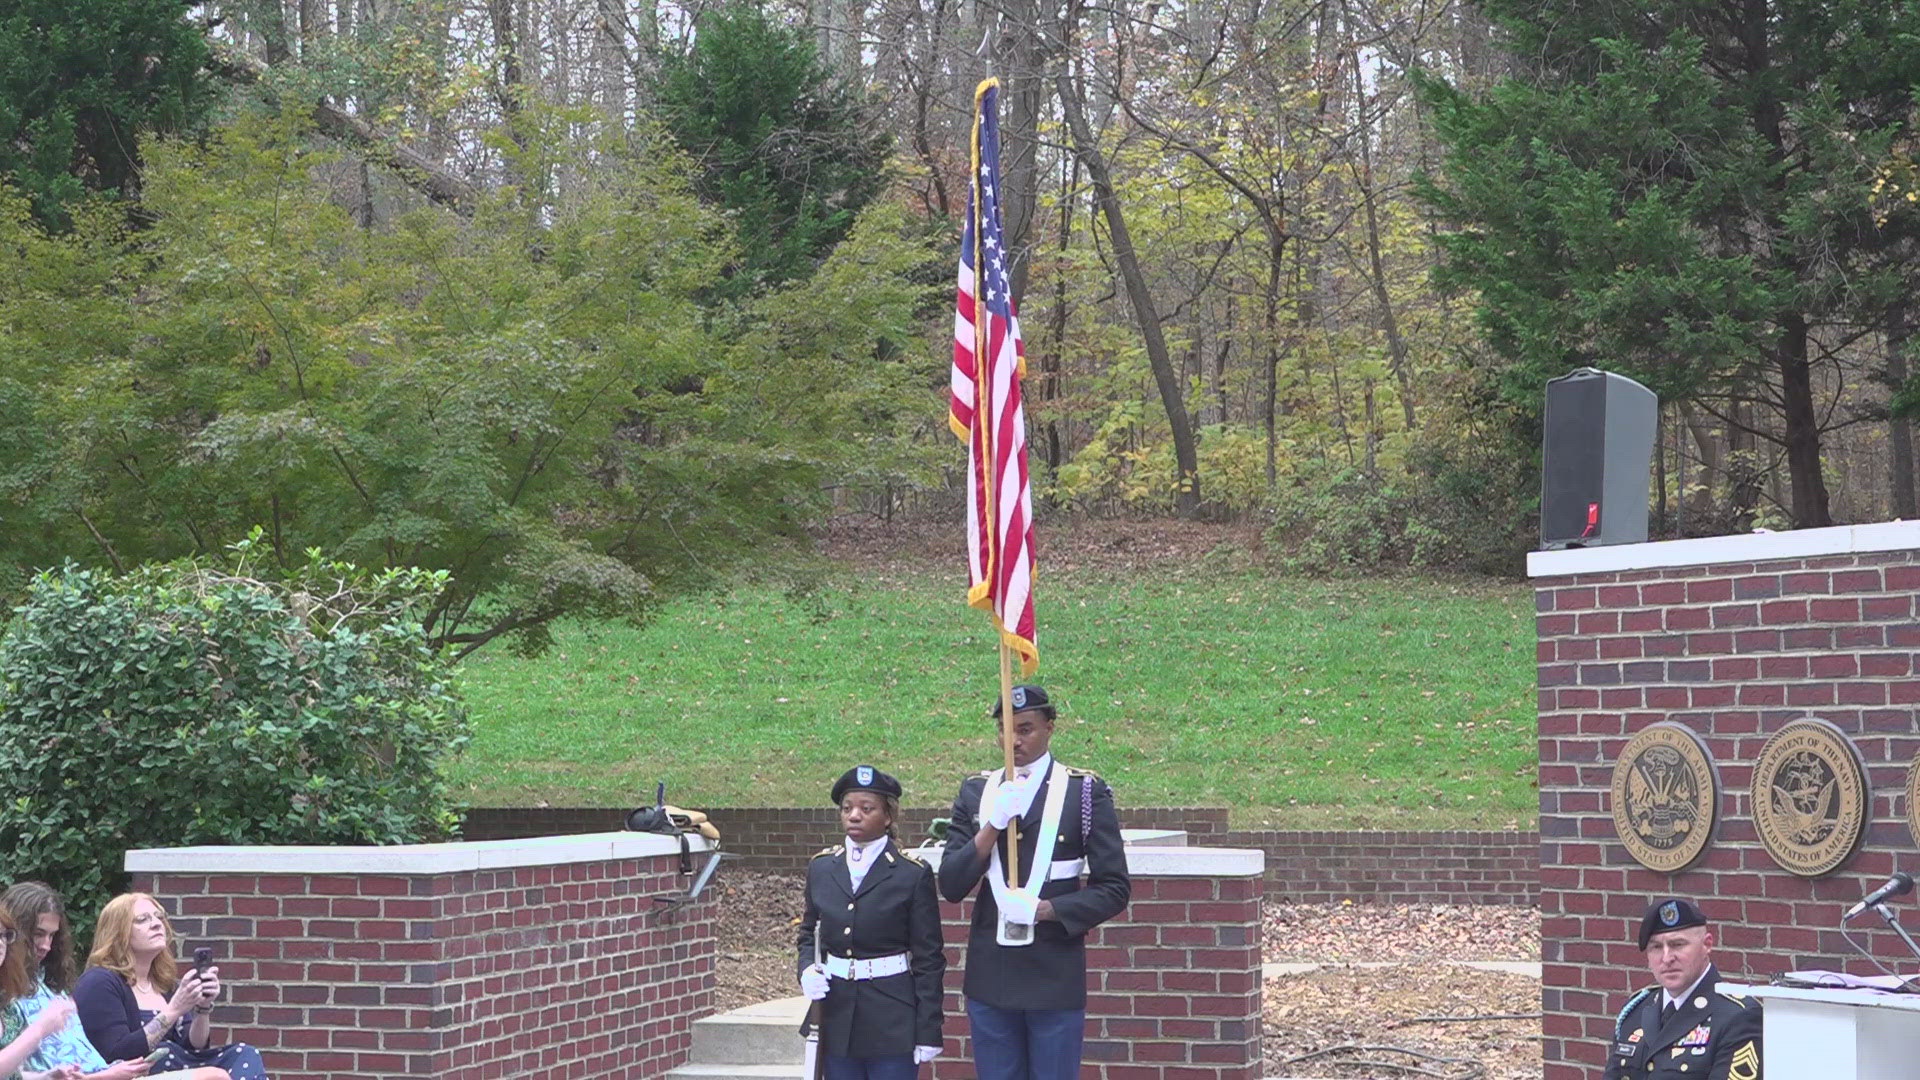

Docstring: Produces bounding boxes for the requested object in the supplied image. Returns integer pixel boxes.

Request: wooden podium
[1721,982,1920,1079]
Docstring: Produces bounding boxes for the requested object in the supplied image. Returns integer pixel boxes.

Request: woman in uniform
[797,765,945,1079]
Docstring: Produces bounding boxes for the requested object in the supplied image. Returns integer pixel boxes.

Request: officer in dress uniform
[797,765,945,1080]
[1604,898,1762,1080]
[938,685,1130,1080]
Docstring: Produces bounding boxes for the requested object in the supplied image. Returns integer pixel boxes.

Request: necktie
[1661,1001,1676,1026]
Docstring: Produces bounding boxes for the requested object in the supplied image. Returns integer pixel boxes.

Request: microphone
[1844,872,1916,921]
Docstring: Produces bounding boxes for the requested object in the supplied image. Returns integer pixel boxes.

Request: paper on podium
[1776,970,1920,993]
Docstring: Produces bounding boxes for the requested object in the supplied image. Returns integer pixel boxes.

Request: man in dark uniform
[1605,898,1762,1080]
[938,685,1130,1080]
[798,765,945,1078]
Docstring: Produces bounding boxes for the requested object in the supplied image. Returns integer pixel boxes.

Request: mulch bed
[1264,963,1540,1079]
[711,870,1544,1076]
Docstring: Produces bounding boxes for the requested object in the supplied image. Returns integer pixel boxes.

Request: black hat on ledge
[830,764,902,806]
[990,684,1055,719]
[1638,897,1708,950]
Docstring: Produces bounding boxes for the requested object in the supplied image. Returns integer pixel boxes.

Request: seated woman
[2,883,154,1080]
[0,901,85,1080]
[73,895,266,1080]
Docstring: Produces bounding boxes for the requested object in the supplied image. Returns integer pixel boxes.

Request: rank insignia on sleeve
[1729,1042,1759,1080]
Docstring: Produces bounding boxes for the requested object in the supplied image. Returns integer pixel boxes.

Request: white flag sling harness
[984,759,1069,946]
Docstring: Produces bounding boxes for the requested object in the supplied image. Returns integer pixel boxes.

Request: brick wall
[465,807,1538,904]
[922,846,1265,1080]
[1223,829,1537,905]
[1533,524,1920,1080]
[128,834,715,1080]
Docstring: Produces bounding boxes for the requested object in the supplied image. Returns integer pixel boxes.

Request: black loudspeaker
[1540,368,1657,549]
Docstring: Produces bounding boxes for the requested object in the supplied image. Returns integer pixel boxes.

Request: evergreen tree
[1419,0,1920,528]
[654,3,892,293]
[0,0,212,228]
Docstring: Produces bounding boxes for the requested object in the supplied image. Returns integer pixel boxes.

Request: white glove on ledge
[800,963,830,1001]
[997,887,1039,925]
[913,1045,941,1064]
[983,772,1040,829]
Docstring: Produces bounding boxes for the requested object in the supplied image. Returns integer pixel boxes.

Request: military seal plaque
[1610,722,1719,873]
[1751,718,1868,878]
[1905,753,1920,850]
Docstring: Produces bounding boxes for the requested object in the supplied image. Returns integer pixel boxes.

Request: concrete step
[687,996,810,1065]
[663,1065,806,1080]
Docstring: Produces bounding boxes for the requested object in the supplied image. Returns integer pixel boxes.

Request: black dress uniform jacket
[796,838,945,1057]
[938,765,1131,1011]
[1603,966,1762,1080]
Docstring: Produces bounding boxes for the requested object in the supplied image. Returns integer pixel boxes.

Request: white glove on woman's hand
[983,772,1039,829]
[800,963,830,1001]
[997,887,1039,925]
[913,1044,942,1064]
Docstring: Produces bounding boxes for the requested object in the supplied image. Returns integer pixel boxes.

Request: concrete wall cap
[909,843,1264,877]
[1527,520,1920,578]
[124,831,715,875]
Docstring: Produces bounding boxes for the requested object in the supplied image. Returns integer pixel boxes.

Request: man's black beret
[1638,897,1708,950]
[990,684,1054,719]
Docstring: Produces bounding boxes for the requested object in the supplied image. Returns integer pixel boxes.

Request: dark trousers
[824,1053,918,1080]
[966,997,1085,1080]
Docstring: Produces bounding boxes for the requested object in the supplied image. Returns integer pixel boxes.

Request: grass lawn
[453,558,1538,830]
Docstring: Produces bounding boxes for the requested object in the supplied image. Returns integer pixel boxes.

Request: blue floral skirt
[153,1039,269,1079]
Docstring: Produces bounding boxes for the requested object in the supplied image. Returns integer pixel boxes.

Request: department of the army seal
[1906,752,1920,850]
[1610,722,1719,872]
[1751,717,1868,878]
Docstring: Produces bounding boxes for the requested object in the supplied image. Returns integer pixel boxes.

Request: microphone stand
[1872,903,1920,964]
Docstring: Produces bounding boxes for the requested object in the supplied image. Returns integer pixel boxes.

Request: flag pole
[972,76,1023,887]
[998,642,1020,890]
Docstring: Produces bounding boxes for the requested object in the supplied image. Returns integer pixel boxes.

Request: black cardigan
[74,966,172,1062]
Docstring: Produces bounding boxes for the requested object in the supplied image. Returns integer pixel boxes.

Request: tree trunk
[1263,244,1283,490]
[1351,47,1416,430]
[488,0,532,194]
[1776,313,1831,526]
[995,0,1048,305]
[1889,298,1916,518]
[1041,150,1080,475]
[596,0,629,126]
[1214,297,1233,426]
[300,0,321,53]
[1654,406,1669,534]
[262,0,292,63]
[1683,406,1720,526]
[1055,57,1201,516]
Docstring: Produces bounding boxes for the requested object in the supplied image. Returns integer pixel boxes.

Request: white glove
[997,887,1039,925]
[800,963,830,1001]
[984,772,1039,829]
[913,1044,941,1064]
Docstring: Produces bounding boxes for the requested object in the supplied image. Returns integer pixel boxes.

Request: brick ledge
[1527,520,1920,577]
[124,830,714,874]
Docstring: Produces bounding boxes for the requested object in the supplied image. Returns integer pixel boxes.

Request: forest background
[0,0,1917,827]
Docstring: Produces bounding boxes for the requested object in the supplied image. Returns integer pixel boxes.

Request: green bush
[0,533,470,931]
[1264,441,1535,577]
[1264,463,1420,572]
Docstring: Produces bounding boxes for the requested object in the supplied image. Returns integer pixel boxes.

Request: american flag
[949,78,1037,675]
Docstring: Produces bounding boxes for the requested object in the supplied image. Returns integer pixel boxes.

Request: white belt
[1048,858,1085,881]
[822,952,910,980]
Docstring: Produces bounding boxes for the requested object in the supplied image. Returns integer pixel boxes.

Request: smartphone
[192,947,212,975]
[143,1047,169,1065]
